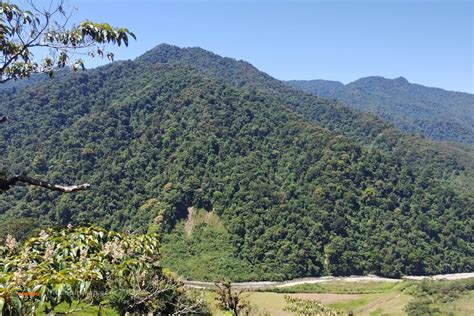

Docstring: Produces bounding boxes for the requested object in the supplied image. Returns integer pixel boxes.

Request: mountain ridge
[288,76,473,95]
[287,76,474,144]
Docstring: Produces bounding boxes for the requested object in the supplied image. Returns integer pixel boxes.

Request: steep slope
[136,45,394,144]
[136,45,474,181]
[287,77,474,144]
[0,45,472,281]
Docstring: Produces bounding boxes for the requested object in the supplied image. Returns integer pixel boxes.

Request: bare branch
[2,175,90,193]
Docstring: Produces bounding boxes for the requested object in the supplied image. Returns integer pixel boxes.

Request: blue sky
[33,0,474,93]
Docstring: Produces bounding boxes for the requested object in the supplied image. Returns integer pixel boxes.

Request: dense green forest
[287,77,474,144]
[1,44,473,281]
[137,45,474,182]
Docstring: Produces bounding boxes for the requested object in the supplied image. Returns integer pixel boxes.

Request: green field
[47,278,474,315]
[203,279,474,315]
[246,282,410,315]
[49,302,118,315]
[266,280,402,294]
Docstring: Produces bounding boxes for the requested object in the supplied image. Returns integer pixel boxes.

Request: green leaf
[56,284,64,303]
[0,297,5,313]
[11,293,22,313]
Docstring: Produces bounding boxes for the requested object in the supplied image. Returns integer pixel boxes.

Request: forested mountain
[137,45,474,177]
[287,77,474,144]
[0,44,472,281]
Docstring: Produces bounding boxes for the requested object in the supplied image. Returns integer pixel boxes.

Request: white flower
[102,240,125,262]
[39,230,49,240]
[5,234,18,251]
[43,243,54,262]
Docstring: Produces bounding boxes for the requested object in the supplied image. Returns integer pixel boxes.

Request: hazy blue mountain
[287,76,474,144]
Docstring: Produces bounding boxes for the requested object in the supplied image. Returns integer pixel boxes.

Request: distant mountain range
[286,77,474,144]
[1,44,472,281]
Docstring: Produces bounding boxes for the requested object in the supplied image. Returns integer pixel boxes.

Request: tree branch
[1,175,90,192]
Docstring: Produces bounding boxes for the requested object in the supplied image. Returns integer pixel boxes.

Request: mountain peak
[136,43,185,64]
[348,76,408,86]
[136,43,221,65]
[134,43,281,93]
[394,76,409,85]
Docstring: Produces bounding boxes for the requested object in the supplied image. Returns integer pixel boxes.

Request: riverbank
[182,272,474,289]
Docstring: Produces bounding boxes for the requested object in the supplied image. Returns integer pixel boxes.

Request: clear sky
[30,0,474,93]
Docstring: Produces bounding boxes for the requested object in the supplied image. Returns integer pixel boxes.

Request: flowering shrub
[0,226,208,314]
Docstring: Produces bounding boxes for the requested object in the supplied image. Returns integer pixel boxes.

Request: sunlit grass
[52,302,118,316]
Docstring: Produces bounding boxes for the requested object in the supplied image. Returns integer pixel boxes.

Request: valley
[0,1,472,313]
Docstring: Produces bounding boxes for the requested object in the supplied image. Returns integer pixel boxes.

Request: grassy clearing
[247,289,473,315]
[209,290,400,315]
[247,292,288,315]
[52,302,118,315]
[352,292,412,315]
[328,293,387,313]
[245,291,410,315]
[216,279,472,315]
[50,279,473,315]
[269,281,401,294]
[184,207,226,237]
[161,222,262,281]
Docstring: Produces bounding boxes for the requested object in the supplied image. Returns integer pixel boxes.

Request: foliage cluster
[0,1,135,83]
[0,226,207,315]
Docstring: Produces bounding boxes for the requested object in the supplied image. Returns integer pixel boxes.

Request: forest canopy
[0,44,473,281]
